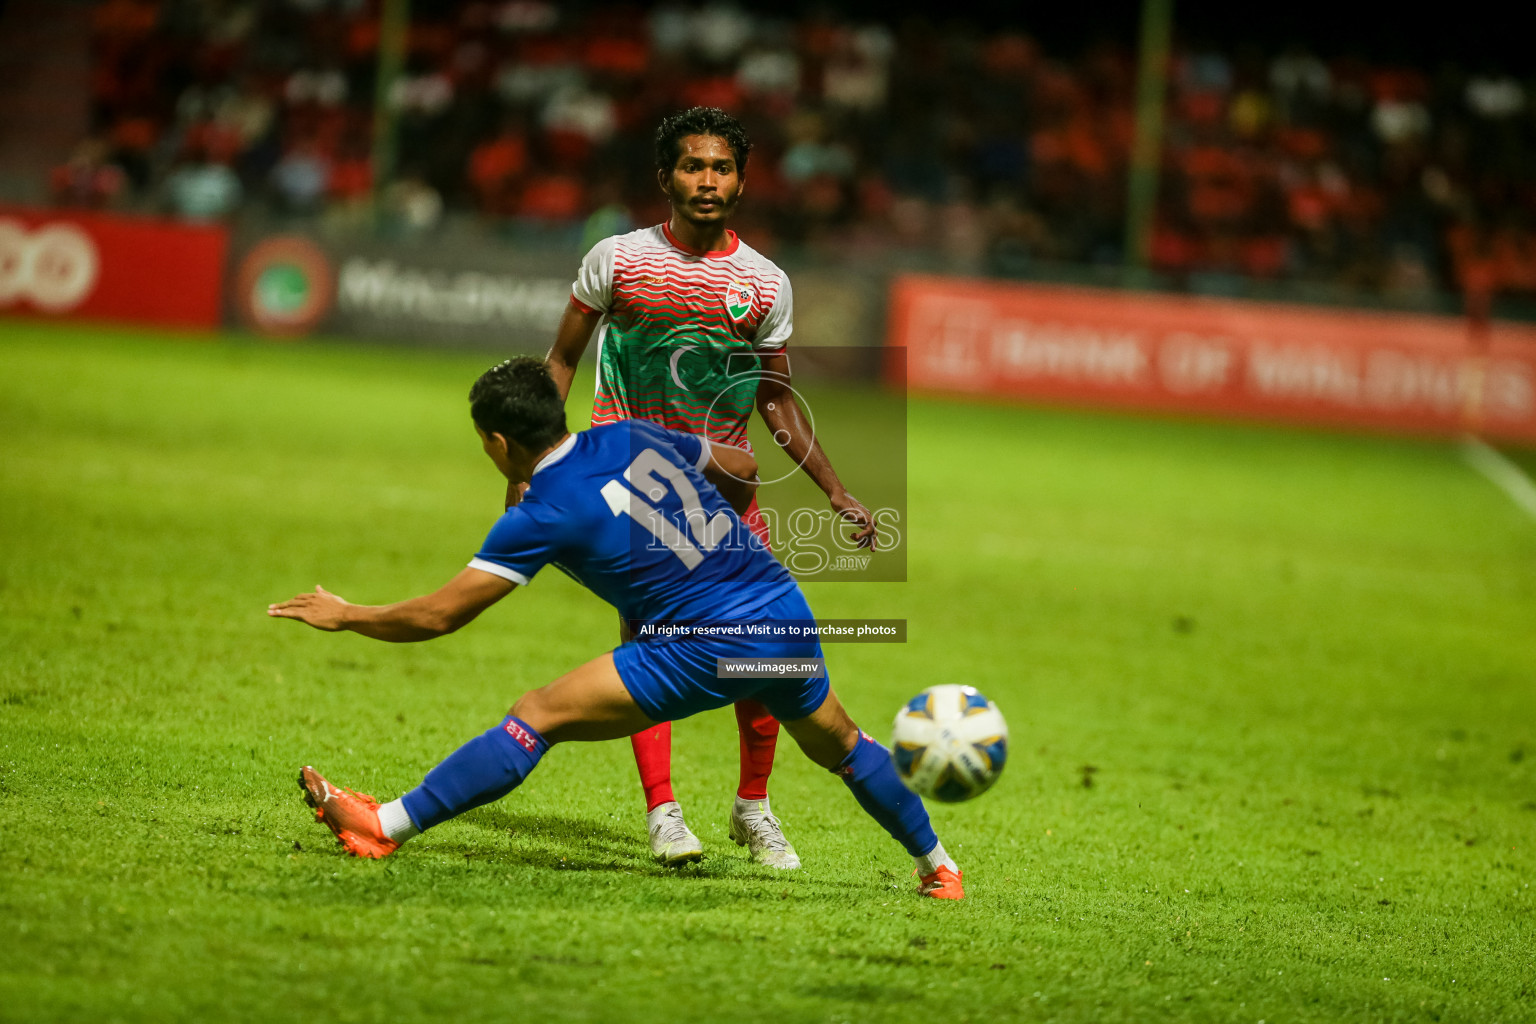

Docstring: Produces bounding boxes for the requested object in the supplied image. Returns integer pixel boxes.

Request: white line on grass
[1461,435,1536,520]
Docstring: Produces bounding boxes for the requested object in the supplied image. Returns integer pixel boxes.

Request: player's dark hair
[469,357,567,453]
[654,106,752,174]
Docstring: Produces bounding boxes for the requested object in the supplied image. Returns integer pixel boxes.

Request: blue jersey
[468,420,799,629]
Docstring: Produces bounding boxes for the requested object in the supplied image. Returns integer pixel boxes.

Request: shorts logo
[0,219,100,312]
[724,279,752,321]
[503,718,540,752]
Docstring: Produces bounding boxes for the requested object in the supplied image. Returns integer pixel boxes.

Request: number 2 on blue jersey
[599,448,732,570]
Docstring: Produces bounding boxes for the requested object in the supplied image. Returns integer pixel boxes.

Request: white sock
[733,794,771,817]
[377,798,420,843]
[914,840,958,876]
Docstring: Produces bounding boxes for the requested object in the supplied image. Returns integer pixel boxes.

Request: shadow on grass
[440,808,881,894]
[801,982,924,1004]
[446,807,667,875]
[286,806,891,902]
[464,807,638,850]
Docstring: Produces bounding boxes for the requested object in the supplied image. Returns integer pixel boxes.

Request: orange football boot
[916,865,965,899]
[298,765,399,859]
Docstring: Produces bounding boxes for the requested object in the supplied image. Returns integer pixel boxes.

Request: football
[890,685,1009,802]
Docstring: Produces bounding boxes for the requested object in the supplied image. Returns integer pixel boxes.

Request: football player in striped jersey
[533,107,878,870]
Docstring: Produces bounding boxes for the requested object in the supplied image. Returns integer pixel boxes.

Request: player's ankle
[914,841,958,877]
[378,798,420,843]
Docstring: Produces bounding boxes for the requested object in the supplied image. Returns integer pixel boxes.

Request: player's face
[659,134,743,225]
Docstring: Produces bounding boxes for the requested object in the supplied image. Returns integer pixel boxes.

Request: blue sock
[833,731,938,857]
[400,715,548,831]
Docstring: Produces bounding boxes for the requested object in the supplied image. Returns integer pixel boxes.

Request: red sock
[734,699,779,801]
[742,499,772,549]
[631,722,675,811]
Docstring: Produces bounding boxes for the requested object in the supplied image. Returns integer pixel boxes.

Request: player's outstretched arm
[754,350,877,549]
[702,441,758,516]
[267,568,515,642]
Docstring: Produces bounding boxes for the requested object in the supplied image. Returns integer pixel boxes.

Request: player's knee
[508,686,579,743]
[813,694,859,747]
[830,717,860,758]
[508,689,545,724]
[785,706,860,771]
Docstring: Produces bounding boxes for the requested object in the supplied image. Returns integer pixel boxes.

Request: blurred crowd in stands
[58,0,1536,303]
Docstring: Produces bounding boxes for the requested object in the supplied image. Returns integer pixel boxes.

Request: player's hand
[830,490,877,550]
[267,585,351,631]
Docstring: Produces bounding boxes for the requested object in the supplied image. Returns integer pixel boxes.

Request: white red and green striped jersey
[570,222,793,444]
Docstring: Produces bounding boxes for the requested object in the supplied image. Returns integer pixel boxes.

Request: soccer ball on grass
[890,685,1009,802]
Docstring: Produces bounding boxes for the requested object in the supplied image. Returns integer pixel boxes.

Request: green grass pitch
[1,320,1533,1023]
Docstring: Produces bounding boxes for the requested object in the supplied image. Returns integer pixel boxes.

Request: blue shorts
[613,592,829,724]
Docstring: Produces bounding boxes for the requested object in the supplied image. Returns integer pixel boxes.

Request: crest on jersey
[724,279,753,321]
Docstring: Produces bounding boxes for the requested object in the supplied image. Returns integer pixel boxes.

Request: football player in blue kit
[268,357,964,899]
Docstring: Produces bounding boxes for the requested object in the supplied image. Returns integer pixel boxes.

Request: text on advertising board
[889,275,1536,442]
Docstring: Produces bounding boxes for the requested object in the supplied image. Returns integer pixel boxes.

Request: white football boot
[728,796,801,869]
[647,801,703,866]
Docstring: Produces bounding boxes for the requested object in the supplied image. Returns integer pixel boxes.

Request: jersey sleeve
[629,419,712,472]
[571,235,617,313]
[664,428,712,472]
[753,270,793,351]
[468,498,569,586]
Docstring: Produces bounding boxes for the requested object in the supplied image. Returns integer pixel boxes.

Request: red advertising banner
[0,206,228,329]
[888,275,1536,443]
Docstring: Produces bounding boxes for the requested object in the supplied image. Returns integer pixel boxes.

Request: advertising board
[226,231,572,349]
[889,275,1536,442]
[0,206,228,329]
